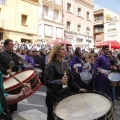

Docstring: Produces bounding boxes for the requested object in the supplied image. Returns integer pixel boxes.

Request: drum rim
[4,69,35,91]
[54,91,113,120]
[80,72,92,81]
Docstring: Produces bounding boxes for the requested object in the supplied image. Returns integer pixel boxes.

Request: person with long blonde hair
[43,43,87,120]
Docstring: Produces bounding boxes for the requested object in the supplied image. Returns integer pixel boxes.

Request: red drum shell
[3,69,41,104]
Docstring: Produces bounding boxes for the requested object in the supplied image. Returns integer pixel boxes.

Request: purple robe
[93,54,113,101]
[24,55,34,69]
[69,55,84,87]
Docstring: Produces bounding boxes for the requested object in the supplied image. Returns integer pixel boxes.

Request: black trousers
[46,91,55,120]
[3,77,18,113]
[0,112,13,120]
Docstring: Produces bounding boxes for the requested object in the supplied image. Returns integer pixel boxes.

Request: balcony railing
[94,28,104,32]
[44,0,62,6]
[40,14,62,23]
[54,0,62,6]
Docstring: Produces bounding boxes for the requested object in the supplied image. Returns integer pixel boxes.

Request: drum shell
[54,91,114,120]
[4,70,41,104]
[109,80,120,87]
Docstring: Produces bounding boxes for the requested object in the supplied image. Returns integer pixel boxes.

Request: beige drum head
[4,70,34,89]
[54,93,112,120]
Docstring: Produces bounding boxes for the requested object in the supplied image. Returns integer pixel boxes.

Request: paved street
[12,85,120,120]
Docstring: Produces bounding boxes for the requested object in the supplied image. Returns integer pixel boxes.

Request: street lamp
[86,27,91,49]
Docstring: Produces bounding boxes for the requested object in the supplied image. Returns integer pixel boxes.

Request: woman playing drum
[43,44,87,120]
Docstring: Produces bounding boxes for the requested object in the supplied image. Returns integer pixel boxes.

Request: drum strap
[71,71,93,90]
[0,87,13,120]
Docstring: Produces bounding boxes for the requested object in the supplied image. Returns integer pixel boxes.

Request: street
[12,85,120,120]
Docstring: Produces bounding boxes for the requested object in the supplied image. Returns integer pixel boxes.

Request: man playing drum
[93,45,113,102]
[0,39,20,113]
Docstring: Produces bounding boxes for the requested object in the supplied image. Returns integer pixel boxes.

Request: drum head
[4,70,35,90]
[54,93,112,120]
[108,73,120,81]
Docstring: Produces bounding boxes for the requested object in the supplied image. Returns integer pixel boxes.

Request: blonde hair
[48,44,63,64]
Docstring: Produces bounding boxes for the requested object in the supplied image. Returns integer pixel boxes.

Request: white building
[38,0,64,43]
[104,11,120,42]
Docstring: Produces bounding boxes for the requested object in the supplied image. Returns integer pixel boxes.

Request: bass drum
[54,91,114,120]
[3,69,41,104]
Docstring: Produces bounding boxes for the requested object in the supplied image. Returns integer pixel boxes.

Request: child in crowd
[82,57,91,73]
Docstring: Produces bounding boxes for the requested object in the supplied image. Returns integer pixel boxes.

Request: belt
[98,68,111,75]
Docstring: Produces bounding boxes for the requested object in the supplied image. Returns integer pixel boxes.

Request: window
[77,24,81,32]
[78,8,81,16]
[86,12,90,19]
[66,21,71,29]
[0,0,6,5]
[108,28,116,32]
[21,14,27,25]
[67,3,71,11]
[43,5,48,16]
[54,9,58,19]
[77,39,83,43]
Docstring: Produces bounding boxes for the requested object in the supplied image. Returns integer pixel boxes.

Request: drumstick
[9,61,14,70]
[14,53,35,69]
[62,60,68,88]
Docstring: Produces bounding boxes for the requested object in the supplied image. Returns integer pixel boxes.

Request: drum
[54,91,114,120]
[108,72,120,87]
[80,71,92,84]
[34,68,43,77]
[3,69,41,103]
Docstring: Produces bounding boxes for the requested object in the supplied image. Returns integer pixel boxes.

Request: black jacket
[43,60,80,102]
[0,50,19,75]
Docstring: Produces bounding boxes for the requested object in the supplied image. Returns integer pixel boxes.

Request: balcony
[94,28,104,33]
[0,20,4,29]
[40,14,62,23]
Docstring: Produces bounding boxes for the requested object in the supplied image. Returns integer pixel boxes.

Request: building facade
[38,0,64,43]
[0,0,38,43]
[63,0,94,49]
[94,8,120,44]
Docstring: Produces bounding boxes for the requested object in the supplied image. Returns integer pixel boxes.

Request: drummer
[93,45,113,102]
[0,71,32,119]
[0,39,20,113]
[43,44,87,120]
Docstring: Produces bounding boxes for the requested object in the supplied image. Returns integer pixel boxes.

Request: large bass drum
[54,91,114,120]
[108,72,120,87]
